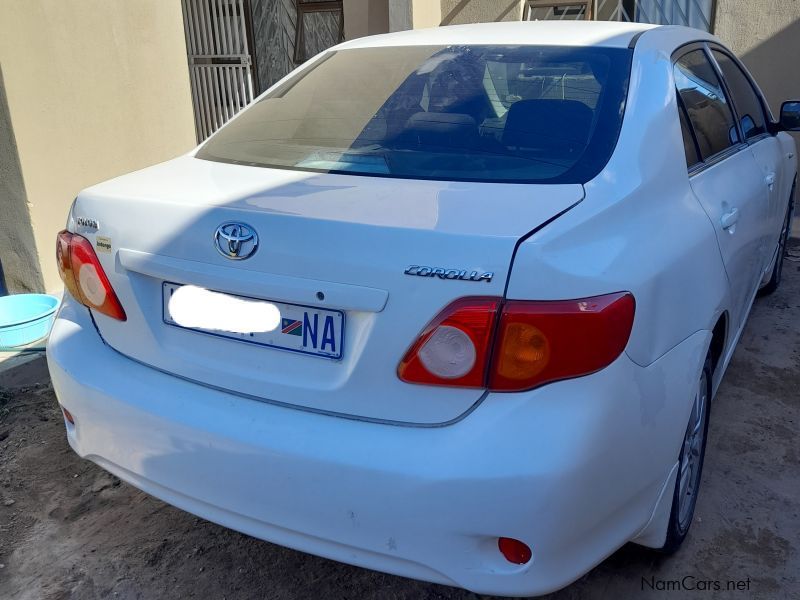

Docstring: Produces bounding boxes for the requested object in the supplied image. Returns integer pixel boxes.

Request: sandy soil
[1,243,799,600]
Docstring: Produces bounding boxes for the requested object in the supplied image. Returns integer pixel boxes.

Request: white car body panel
[507,28,728,368]
[690,152,768,330]
[72,158,583,424]
[754,132,797,277]
[48,296,710,597]
[335,20,657,50]
[47,21,797,597]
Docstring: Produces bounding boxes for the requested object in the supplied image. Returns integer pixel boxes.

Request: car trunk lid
[71,155,582,424]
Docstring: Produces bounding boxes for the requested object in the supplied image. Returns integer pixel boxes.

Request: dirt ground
[1,244,799,600]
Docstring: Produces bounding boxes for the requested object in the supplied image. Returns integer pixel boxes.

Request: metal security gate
[523,0,593,21]
[181,0,258,141]
[523,0,715,32]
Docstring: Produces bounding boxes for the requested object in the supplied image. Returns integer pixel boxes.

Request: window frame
[671,41,751,176]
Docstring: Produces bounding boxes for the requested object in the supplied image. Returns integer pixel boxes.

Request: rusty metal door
[181,0,258,141]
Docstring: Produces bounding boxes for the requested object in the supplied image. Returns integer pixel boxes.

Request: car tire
[760,183,795,296]
[659,357,712,554]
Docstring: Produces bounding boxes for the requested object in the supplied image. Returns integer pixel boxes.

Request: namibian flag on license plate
[281,318,302,336]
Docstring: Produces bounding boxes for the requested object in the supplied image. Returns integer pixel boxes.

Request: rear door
[710,47,787,276]
[675,46,769,331]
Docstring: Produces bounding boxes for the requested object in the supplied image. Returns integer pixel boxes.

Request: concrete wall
[389,0,523,30]
[367,0,391,34]
[412,0,443,28]
[0,0,196,293]
[389,0,441,32]
[714,1,800,114]
[0,67,43,294]
[344,0,390,39]
[440,0,523,25]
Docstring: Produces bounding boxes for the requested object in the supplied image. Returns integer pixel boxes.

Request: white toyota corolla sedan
[47,21,797,597]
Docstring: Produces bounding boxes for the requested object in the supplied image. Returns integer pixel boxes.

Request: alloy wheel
[677,368,708,532]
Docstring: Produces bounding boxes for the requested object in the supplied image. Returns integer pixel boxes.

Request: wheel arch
[709,311,728,376]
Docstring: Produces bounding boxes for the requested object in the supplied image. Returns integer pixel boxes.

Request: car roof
[337,20,660,51]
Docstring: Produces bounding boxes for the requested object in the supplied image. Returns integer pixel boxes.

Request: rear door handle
[765,172,776,190]
[721,208,739,230]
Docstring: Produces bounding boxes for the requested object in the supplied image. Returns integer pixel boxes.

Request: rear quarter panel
[503,37,731,540]
[505,37,730,369]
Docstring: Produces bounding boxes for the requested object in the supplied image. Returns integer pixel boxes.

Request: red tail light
[398,292,634,392]
[56,230,127,321]
[398,297,500,388]
[489,292,635,391]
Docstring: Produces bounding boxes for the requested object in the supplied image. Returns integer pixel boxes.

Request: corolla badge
[76,216,100,230]
[214,222,258,260]
[404,265,494,282]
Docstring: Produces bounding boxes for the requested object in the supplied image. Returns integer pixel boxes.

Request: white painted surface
[48,296,710,596]
[71,159,584,424]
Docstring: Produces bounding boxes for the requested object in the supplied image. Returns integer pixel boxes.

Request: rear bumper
[47,297,708,597]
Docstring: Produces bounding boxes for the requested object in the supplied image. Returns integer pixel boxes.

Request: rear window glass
[197,45,632,184]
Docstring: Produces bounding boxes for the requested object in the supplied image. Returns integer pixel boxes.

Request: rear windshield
[197,45,632,184]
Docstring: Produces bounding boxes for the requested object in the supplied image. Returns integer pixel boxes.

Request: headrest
[399,112,479,148]
[502,99,593,150]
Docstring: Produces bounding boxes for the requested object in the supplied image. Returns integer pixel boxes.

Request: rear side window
[197,45,633,184]
[675,49,740,160]
[711,50,768,141]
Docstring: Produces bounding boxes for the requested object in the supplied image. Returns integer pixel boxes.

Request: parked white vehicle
[47,21,797,597]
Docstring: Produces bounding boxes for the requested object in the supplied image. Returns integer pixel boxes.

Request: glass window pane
[674,50,739,160]
[712,50,767,141]
[197,45,633,184]
[678,102,700,167]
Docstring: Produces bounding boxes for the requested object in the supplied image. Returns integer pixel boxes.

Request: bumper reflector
[498,537,532,565]
[61,406,75,425]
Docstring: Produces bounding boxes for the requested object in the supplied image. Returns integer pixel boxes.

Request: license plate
[162,282,345,360]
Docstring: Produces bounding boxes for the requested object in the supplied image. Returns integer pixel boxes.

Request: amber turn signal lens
[398,292,634,393]
[494,322,551,381]
[489,292,635,392]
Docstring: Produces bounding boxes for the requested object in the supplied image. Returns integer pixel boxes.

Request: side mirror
[780,100,800,131]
